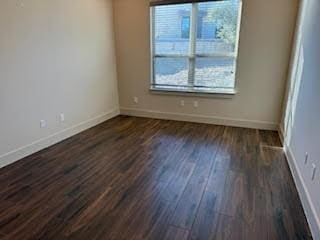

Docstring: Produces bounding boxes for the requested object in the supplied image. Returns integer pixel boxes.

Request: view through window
[151,0,242,93]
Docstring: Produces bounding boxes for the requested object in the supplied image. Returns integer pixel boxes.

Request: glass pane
[154,4,192,55]
[196,1,240,55]
[154,58,189,86]
[194,58,236,88]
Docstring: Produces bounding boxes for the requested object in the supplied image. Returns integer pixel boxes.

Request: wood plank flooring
[0,116,312,240]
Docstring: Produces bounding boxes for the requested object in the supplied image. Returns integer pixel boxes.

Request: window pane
[154,58,189,86]
[154,4,192,55]
[196,1,240,55]
[194,58,236,88]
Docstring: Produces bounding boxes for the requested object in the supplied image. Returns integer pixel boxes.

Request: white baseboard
[120,107,278,130]
[279,126,320,240]
[0,109,120,169]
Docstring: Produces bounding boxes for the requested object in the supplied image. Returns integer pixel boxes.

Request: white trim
[233,0,243,91]
[150,7,155,85]
[234,0,243,59]
[150,86,236,98]
[120,107,278,130]
[154,53,236,58]
[279,126,320,240]
[0,109,120,169]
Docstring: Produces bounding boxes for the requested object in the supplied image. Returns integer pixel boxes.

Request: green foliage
[204,3,239,44]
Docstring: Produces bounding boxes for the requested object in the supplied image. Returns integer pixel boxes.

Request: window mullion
[188,3,198,86]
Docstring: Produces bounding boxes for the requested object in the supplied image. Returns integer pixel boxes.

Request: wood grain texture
[0,116,312,240]
[164,226,189,240]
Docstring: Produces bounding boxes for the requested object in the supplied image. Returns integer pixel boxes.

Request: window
[150,0,242,94]
[181,16,190,38]
[181,16,203,39]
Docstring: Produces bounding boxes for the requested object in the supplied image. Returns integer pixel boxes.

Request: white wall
[0,0,119,167]
[281,0,320,238]
[113,0,298,130]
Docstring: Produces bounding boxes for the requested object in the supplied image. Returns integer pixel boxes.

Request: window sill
[150,86,237,98]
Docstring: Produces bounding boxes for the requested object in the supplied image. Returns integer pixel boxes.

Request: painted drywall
[281,0,320,238]
[0,0,119,166]
[113,0,298,130]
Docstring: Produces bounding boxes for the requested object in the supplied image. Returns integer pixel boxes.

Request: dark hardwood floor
[0,116,312,240]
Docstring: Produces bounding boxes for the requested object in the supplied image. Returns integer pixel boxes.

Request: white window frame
[150,1,243,96]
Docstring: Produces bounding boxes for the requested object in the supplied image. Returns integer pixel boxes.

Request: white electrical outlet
[60,113,65,122]
[180,100,185,106]
[305,152,308,164]
[40,120,47,128]
[311,164,317,181]
[194,101,199,108]
[133,97,139,104]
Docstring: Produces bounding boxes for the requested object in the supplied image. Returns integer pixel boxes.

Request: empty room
[0,0,319,239]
